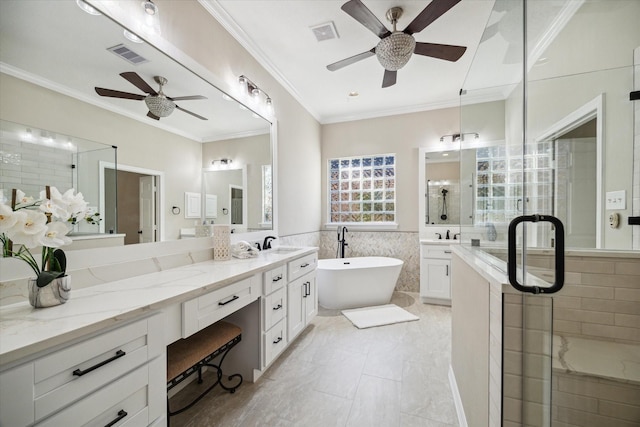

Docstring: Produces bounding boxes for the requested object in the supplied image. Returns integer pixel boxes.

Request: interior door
[139,175,156,243]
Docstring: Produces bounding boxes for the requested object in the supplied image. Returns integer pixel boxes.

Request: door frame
[99,162,165,242]
[535,94,604,248]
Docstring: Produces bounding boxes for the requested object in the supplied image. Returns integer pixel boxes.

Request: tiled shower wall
[280,230,421,293]
[525,253,640,345]
[0,137,73,198]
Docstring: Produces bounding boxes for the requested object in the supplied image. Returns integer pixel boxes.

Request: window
[328,154,396,225]
[261,164,272,226]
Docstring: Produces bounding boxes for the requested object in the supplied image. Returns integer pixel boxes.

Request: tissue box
[213,225,231,260]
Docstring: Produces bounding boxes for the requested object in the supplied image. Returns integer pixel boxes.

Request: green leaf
[53,249,67,275]
[36,271,64,288]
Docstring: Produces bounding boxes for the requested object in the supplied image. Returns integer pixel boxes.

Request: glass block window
[328,154,396,223]
[261,165,272,224]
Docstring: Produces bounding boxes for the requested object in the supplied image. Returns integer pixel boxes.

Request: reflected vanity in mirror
[0,0,275,246]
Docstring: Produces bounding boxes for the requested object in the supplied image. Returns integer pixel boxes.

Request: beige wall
[321,107,460,232]
[0,73,202,241]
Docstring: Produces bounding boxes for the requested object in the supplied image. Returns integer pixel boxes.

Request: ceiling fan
[327,0,467,88]
[95,72,208,120]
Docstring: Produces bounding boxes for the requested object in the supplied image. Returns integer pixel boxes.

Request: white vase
[28,275,71,308]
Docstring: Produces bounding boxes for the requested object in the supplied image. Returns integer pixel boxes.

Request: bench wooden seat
[166,321,243,419]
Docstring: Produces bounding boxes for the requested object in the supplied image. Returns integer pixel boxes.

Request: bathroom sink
[421,239,461,245]
[268,247,302,254]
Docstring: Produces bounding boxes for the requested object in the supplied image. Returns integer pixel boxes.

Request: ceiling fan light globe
[145,95,175,117]
[376,32,416,71]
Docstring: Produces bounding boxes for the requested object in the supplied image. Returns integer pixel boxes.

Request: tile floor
[169,292,459,427]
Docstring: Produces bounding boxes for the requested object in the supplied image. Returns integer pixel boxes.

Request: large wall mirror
[0,0,274,246]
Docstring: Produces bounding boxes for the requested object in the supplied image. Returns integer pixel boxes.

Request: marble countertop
[420,239,461,245]
[0,247,317,366]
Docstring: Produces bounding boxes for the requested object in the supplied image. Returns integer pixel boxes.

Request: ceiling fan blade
[176,105,208,121]
[382,70,397,88]
[341,0,391,39]
[120,71,157,95]
[147,111,160,120]
[414,42,467,62]
[403,0,461,35]
[327,48,376,71]
[168,95,208,101]
[95,87,146,100]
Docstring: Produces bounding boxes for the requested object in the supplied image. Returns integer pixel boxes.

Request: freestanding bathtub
[317,257,403,310]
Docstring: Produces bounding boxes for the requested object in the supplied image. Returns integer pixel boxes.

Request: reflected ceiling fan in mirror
[327,0,467,88]
[95,72,208,120]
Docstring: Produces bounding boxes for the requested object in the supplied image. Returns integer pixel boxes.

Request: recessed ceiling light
[348,91,359,97]
[142,0,157,15]
[76,0,101,15]
[123,29,144,44]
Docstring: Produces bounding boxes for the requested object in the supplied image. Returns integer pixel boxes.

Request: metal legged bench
[166,321,243,421]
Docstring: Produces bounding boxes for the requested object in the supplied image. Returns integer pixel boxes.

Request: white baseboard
[449,364,468,427]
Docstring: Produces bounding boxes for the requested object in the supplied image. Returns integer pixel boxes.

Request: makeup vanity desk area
[0,247,318,427]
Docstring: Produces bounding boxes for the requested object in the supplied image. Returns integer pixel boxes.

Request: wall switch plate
[605,190,626,210]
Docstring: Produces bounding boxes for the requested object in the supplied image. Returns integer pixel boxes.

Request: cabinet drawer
[33,314,163,421]
[263,286,286,331]
[288,253,317,282]
[263,264,287,295]
[37,361,153,427]
[263,318,287,367]
[421,245,453,259]
[182,275,259,338]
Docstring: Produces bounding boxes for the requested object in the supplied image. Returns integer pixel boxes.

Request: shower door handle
[507,214,565,294]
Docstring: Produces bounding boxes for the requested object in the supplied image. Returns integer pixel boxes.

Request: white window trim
[324,222,399,231]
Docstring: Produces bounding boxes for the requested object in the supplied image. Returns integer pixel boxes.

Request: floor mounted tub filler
[317,257,403,310]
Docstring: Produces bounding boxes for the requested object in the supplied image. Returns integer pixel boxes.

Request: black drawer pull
[273,304,283,311]
[218,295,239,306]
[444,250,452,254]
[273,336,282,344]
[73,350,126,377]
[272,275,282,282]
[300,263,310,268]
[104,409,128,427]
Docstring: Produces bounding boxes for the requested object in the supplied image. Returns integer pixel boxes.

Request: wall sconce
[238,75,273,112]
[211,158,233,169]
[439,132,479,142]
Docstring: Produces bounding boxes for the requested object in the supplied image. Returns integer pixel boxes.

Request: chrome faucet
[337,226,348,258]
[263,236,276,250]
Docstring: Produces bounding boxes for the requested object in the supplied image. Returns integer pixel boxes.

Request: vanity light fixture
[238,75,272,111]
[211,158,233,169]
[76,0,101,15]
[439,132,479,142]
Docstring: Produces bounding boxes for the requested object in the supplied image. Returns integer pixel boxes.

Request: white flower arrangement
[0,186,100,287]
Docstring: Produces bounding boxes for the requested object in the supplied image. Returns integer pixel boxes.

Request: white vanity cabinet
[0,314,165,427]
[420,243,453,305]
[182,274,260,338]
[287,253,318,340]
[262,265,288,366]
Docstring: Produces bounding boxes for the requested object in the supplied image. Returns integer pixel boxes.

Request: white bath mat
[341,304,419,329]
